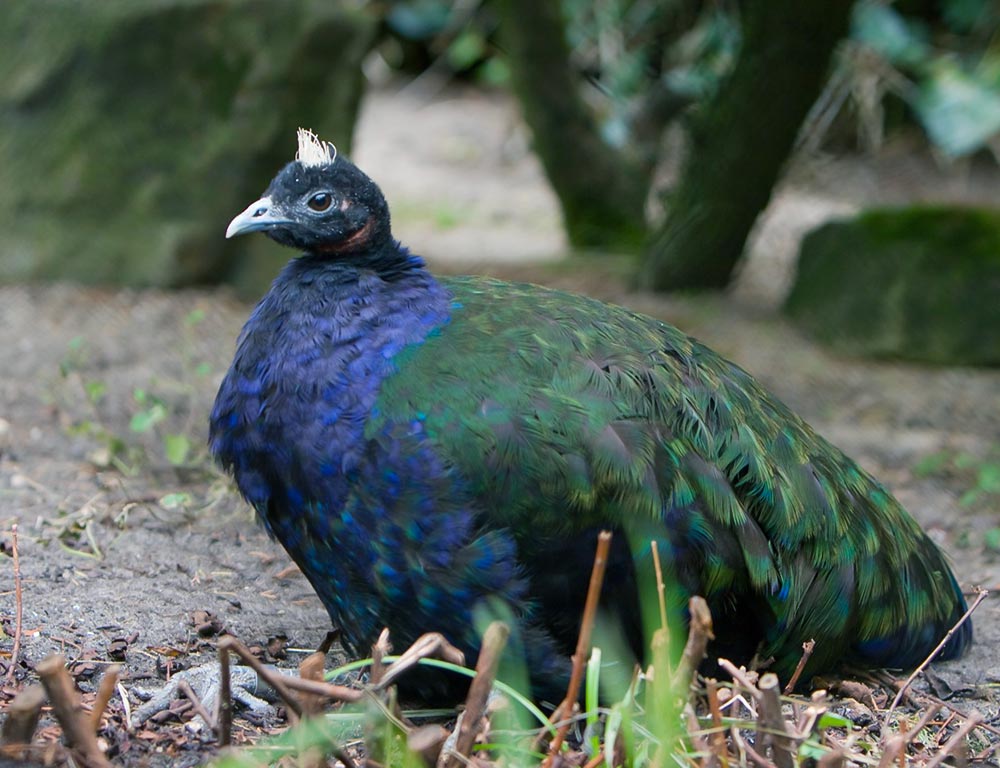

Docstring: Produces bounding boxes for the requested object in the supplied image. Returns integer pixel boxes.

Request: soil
[1,85,998,766]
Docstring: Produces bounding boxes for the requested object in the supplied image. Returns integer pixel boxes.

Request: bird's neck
[210,242,452,510]
[298,236,421,280]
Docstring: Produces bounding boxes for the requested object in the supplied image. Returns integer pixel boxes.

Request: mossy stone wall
[0,0,376,296]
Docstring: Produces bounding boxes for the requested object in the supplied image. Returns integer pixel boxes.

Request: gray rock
[784,206,1000,366]
[0,0,377,296]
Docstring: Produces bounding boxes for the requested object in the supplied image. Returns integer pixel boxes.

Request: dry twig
[217,636,303,722]
[543,530,613,768]
[298,646,331,717]
[440,621,510,768]
[217,636,232,746]
[718,658,760,699]
[877,702,942,768]
[674,596,714,695]
[757,673,794,768]
[1,684,45,745]
[6,524,23,684]
[923,711,984,768]
[378,632,465,690]
[732,726,778,768]
[783,639,815,694]
[885,587,987,720]
[277,675,366,703]
[89,664,121,732]
[371,628,392,687]
[177,679,216,730]
[706,680,730,768]
[409,724,450,767]
[37,654,112,768]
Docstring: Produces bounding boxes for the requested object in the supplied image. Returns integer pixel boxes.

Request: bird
[211,128,970,700]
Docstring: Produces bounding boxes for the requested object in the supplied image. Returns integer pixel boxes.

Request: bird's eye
[307,192,332,212]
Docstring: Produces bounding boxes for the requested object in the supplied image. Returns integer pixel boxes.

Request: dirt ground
[1,86,999,766]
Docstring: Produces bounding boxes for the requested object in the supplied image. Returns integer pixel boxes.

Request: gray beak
[225,197,293,239]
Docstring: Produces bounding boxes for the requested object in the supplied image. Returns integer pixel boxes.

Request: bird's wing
[369,276,968,675]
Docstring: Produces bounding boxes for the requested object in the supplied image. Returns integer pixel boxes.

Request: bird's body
[211,131,970,697]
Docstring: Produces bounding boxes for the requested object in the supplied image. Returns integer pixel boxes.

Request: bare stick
[217,641,232,746]
[116,682,132,731]
[718,658,761,700]
[817,749,845,768]
[543,531,612,768]
[876,703,942,768]
[440,621,510,768]
[732,726,778,768]
[674,597,714,696]
[277,675,365,702]
[410,724,450,768]
[178,679,216,730]
[757,673,794,768]
[37,654,112,768]
[217,636,302,721]
[371,628,391,687]
[89,664,121,732]
[923,711,984,768]
[6,525,23,684]
[783,639,815,694]
[378,632,466,690]
[886,588,987,720]
[1,684,45,745]
[706,680,730,768]
[298,647,329,718]
[684,702,715,768]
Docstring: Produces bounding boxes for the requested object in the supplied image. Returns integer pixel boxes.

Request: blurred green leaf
[954,451,980,470]
[478,56,510,87]
[164,434,191,466]
[915,60,1000,156]
[159,492,191,509]
[913,450,952,477]
[978,463,1000,493]
[185,308,206,326]
[447,30,485,71]
[984,527,1000,552]
[799,740,829,760]
[959,488,982,506]
[852,3,930,67]
[84,380,106,404]
[129,403,166,433]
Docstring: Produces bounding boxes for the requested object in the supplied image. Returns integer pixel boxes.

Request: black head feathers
[227,129,391,255]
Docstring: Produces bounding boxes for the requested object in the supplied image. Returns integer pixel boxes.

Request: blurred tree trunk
[497,0,648,251]
[638,0,855,291]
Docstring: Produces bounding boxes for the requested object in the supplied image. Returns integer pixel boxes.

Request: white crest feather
[296,128,337,167]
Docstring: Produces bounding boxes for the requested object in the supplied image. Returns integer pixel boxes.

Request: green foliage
[914,445,1000,510]
[561,0,738,148]
[51,308,218,476]
[382,0,507,85]
[842,0,1000,155]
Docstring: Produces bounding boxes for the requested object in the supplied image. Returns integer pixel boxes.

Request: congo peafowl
[211,129,970,698]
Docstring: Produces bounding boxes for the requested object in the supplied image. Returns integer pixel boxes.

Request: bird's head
[226,129,391,255]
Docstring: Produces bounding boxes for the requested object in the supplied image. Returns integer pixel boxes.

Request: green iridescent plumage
[369,276,968,679]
